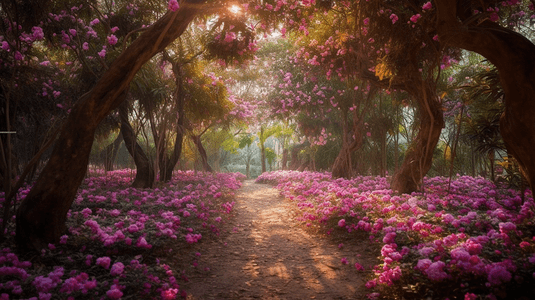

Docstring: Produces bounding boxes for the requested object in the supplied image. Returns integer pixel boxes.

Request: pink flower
[161,288,179,300]
[464,293,477,300]
[106,287,123,299]
[355,263,364,271]
[422,2,432,10]
[136,237,152,249]
[338,219,346,227]
[31,26,44,40]
[98,48,106,58]
[341,257,348,265]
[487,265,511,285]
[107,35,118,45]
[426,261,448,281]
[168,0,179,11]
[410,14,421,23]
[14,51,23,60]
[499,222,516,233]
[110,262,125,276]
[96,256,111,269]
[383,232,396,244]
[59,235,68,244]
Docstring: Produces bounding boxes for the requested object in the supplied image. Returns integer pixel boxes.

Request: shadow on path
[183,180,377,300]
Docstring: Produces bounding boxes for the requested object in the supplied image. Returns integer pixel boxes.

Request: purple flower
[110,262,124,276]
[107,35,118,45]
[106,286,123,299]
[426,261,448,281]
[168,0,179,11]
[499,222,516,233]
[96,256,111,269]
[487,265,511,285]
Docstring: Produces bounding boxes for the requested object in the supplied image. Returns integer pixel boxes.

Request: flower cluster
[0,169,244,299]
[257,171,535,299]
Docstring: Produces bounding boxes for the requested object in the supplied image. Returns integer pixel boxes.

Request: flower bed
[257,170,535,299]
[0,169,244,299]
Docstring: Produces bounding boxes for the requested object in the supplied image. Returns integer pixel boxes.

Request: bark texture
[436,0,535,191]
[15,3,203,251]
[119,101,155,189]
[391,77,444,194]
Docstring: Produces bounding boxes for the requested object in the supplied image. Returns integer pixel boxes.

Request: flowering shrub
[0,169,244,299]
[257,171,535,299]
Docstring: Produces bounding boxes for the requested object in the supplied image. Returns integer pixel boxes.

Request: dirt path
[183,180,377,300]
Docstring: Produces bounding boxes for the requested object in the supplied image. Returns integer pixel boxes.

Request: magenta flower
[341,257,348,265]
[426,261,448,281]
[106,286,123,299]
[161,288,179,300]
[168,0,179,11]
[110,262,125,276]
[422,2,432,10]
[487,265,511,285]
[338,219,346,227]
[96,256,111,269]
[136,237,152,249]
[107,34,118,45]
[410,14,421,23]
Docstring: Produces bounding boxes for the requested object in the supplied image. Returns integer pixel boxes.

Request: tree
[435,0,535,192]
[16,2,206,251]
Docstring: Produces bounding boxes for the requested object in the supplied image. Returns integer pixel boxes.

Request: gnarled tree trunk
[15,3,203,251]
[436,0,535,193]
[191,134,213,172]
[119,100,154,188]
[391,77,444,194]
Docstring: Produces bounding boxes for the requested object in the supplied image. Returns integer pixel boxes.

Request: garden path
[182,180,378,300]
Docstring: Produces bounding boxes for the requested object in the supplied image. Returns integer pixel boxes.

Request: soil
[181,180,379,300]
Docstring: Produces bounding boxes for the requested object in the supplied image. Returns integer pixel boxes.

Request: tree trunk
[391,77,444,194]
[282,148,288,170]
[332,90,371,178]
[436,0,535,192]
[191,135,213,172]
[260,127,267,173]
[102,133,122,171]
[160,63,186,182]
[119,101,154,189]
[15,3,202,251]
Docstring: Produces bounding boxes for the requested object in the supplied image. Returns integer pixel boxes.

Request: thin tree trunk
[119,100,154,189]
[436,0,535,192]
[160,63,185,182]
[391,77,444,194]
[15,3,202,251]
[191,135,212,172]
[102,133,122,171]
[332,89,372,178]
[260,127,266,173]
[282,148,288,170]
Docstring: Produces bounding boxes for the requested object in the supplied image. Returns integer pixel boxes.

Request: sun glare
[229,4,241,14]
